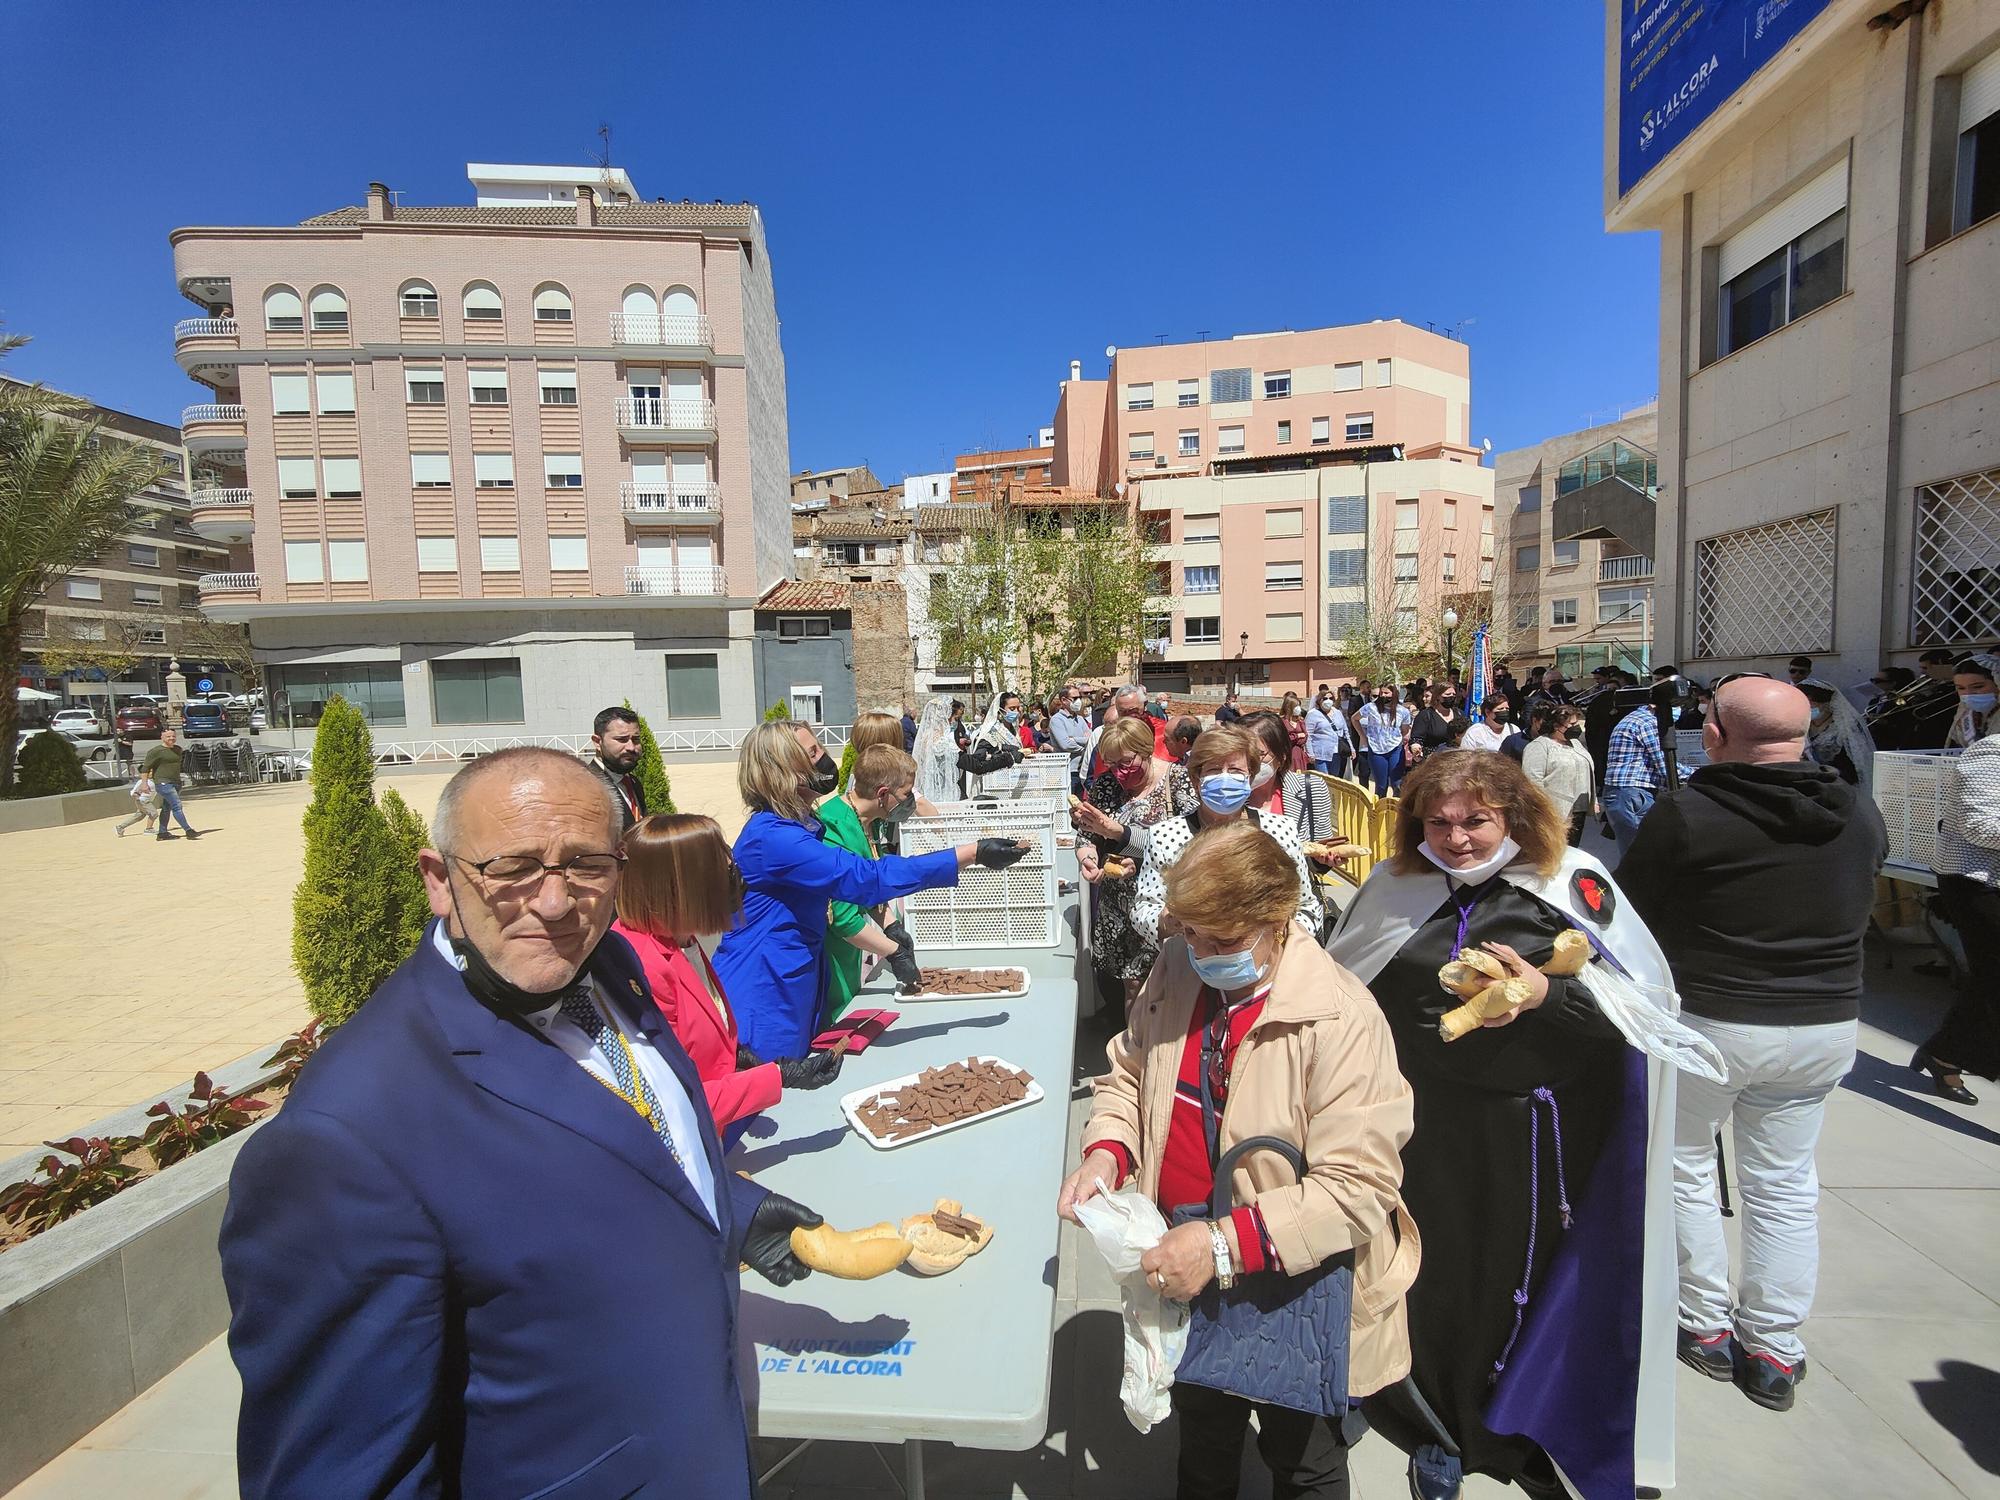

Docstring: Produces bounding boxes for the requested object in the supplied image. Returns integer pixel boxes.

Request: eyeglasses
[1713,671,1772,688]
[453,851,625,897]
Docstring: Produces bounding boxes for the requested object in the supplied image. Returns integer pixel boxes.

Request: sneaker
[1734,1348,1808,1411]
[185,829,202,840]
[157,832,177,841]
[1677,1326,1736,1381]
[115,824,125,838]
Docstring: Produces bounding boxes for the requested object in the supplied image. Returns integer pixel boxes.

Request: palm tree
[0,334,171,794]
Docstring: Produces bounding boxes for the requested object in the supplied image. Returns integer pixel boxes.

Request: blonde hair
[1391,751,1568,878]
[1165,822,1298,939]
[1098,715,1155,766]
[617,813,743,938]
[850,711,904,756]
[852,743,916,798]
[738,720,818,824]
[1186,724,1261,783]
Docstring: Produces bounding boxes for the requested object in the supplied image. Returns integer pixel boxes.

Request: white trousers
[1672,1014,1857,1363]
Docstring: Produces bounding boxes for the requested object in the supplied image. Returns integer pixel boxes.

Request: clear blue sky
[0,2,1659,479]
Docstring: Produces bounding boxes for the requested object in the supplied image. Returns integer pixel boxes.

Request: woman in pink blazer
[612,814,842,1136]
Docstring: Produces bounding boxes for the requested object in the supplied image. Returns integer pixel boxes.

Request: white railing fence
[623,563,729,596]
[609,312,712,347]
[173,317,238,340]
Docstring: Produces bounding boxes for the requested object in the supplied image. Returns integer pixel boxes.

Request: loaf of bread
[788,1221,913,1279]
[1436,929,1593,1042]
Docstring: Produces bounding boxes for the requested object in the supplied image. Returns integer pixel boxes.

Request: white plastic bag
[1075,1187,1190,1433]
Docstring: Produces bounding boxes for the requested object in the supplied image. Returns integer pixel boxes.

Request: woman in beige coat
[1058,821,1419,1500]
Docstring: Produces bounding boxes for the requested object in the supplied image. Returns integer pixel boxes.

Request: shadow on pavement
[1912,1359,2000,1476]
[871,1012,1010,1049]
[731,1126,848,1175]
[1843,1050,2000,1149]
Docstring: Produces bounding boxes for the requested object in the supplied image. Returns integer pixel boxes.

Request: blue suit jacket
[711,809,959,1060]
[220,925,767,1500]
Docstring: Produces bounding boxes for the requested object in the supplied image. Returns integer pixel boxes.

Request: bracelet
[1208,1220,1235,1291]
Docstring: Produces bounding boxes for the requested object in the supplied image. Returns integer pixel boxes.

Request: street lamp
[1442,608,1460,680]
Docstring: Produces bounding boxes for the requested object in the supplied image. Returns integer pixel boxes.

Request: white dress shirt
[432,923,718,1223]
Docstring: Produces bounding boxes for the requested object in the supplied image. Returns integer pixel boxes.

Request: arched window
[662,285,699,322]
[620,286,656,327]
[532,284,573,322]
[399,280,439,318]
[263,286,302,332]
[308,286,349,333]
[463,282,503,322]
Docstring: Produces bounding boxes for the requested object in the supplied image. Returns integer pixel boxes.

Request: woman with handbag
[1058,821,1420,1499]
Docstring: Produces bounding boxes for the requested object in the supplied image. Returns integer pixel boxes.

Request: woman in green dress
[818,742,927,1022]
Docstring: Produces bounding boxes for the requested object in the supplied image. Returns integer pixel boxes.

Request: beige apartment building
[1051,323,1493,697]
[169,162,791,741]
[1492,405,1660,676]
[789,463,882,512]
[1605,1,2000,681]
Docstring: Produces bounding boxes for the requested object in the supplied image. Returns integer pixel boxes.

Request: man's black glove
[735,1043,762,1073]
[975,837,1030,869]
[887,932,924,990]
[776,1049,843,1090]
[741,1190,822,1286]
[882,918,912,948]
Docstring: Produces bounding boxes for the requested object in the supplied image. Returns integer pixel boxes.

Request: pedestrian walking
[1602,692,1681,852]
[142,728,199,840]
[113,770,158,837]
[1353,686,1412,795]
[1615,677,1885,1413]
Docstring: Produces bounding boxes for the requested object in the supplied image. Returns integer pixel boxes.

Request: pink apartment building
[170,163,791,740]
[1050,323,1493,697]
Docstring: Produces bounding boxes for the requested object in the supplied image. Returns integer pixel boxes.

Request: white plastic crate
[976,752,1072,796]
[898,796,1062,949]
[1874,749,1957,873]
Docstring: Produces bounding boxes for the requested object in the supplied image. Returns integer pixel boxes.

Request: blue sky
[0,2,1660,479]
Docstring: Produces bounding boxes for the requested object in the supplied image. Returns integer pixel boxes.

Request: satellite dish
[1104,344,1117,359]
[1481,437,1493,453]
[1114,482,1126,496]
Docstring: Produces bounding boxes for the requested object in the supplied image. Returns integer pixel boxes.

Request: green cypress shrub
[835,740,857,792]
[291,697,399,1027]
[379,787,435,958]
[763,698,790,722]
[622,699,675,815]
[14,731,86,797]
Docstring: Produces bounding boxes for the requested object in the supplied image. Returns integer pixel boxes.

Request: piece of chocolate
[932,1210,982,1239]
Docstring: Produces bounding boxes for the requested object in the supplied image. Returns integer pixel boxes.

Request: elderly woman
[1520,705,1597,846]
[712,722,1027,1060]
[1326,753,1722,1500]
[1058,822,1418,1500]
[1130,725,1321,948]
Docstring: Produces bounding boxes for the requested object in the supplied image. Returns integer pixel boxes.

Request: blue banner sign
[1469,626,1490,711]
[1618,0,1833,196]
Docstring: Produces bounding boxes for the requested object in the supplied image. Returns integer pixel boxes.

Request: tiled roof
[1019,486,1119,506]
[759,580,850,611]
[915,503,992,532]
[849,579,907,594]
[814,517,910,541]
[299,202,758,231]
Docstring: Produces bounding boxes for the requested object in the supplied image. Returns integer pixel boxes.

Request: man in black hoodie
[1616,677,1885,1415]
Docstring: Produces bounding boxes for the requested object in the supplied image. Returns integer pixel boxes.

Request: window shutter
[410,453,451,487]
[1718,157,1849,283]
[416,536,458,572]
[270,371,310,414]
[480,536,521,572]
[1962,47,2000,131]
[549,536,590,571]
[1210,368,1250,403]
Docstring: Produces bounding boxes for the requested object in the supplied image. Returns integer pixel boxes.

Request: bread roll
[789,1221,913,1279]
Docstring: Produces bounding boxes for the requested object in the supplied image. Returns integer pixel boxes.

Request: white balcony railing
[624,564,728,597]
[1599,554,1655,582]
[197,571,259,596]
[174,317,238,341]
[191,486,253,509]
[609,312,712,348]
[619,482,721,515]
[614,396,716,431]
[181,403,246,426]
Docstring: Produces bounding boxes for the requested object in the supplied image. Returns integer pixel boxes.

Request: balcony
[180,403,247,458]
[1599,554,1655,582]
[609,312,714,351]
[614,396,716,444]
[173,318,240,387]
[624,564,729,597]
[190,486,254,543]
[619,482,722,525]
[196,571,260,605]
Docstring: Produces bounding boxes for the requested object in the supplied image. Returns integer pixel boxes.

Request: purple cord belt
[1490,1085,1573,1385]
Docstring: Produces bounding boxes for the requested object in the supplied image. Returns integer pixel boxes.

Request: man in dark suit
[221,748,821,1499]
[590,704,646,834]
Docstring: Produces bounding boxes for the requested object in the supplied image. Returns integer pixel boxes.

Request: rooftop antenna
[594,124,615,199]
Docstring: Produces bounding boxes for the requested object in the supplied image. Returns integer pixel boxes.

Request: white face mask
[1251,761,1276,790]
[1418,835,1522,885]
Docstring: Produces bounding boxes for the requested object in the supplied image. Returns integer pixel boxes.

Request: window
[1334,362,1362,392]
[277,457,317,498]
[416,536,458,572]
[778,616,833,639]
[1125,383,1154,411]
[283,540,323,583]
[1551,598,1578,627]
[128,543,159,567]
[72,620,106,642]
[1184,513,1221,544]
[1393,553,1418,582]
[1375,358,1392,386]
[1186,616,1221,644]
[1552,538,1580,566]
[1178,429,1200,457]
[328,540,368,582]
[1598,585,1649,628]
[665,653,722,718]
[1265,612,1303,642]
[66,577,102,601]
[1716,158,1848,356]
[1264,560,1304,591]
[1954,49,2000,232]
[270,369,311,415]
[315,370,356,414]
[432,659,524,725]
[1911,467,2000,645]
[139,628,166,645]
[1394,499,1419,530]
[1443,498,1459,530]
[1557,439,1659,496]
[1395,606,1419,631]
[263,287,302,332]
[532,285,574,322]
[1517,484,1542,513]
[1177,378,1200,408]
[132,582,163,607]
[405,367,445,404]
[1326,601,1366,637]
[468,368,509,404]
[549,536,589,572]
[308,287,348,332]
[1185,564,1221,594]
[1515,544,1540,571]
[1692,508,1837,656]
[1481,560,1495,584]
[1326,547,1365,585]
[1326,496,1365,534]
[411,452,451,489]
[1263,370,1291,400]
[539,368,578,405]
[479,535,521,572]
[1514,603,1536,629]
[1311,415,1331,444]
[1210,368,1251,403]
[1441,553,1457,581]
[271,662,406,726]
[322,457,362,498]
[1265,509,1303,538]
[1218,425,1245,454]
[474,453,515,490]
[543,453,583,488]
[463,282,504,322]
[1127,431,1155,459]
[1346,412,1375,442]
[400,281,439,318]
[1276,420,1292,444]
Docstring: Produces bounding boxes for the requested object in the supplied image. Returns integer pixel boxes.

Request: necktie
[619,774,640,819]
[557,989,687,1173]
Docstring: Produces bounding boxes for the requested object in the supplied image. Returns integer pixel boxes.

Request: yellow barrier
[1310,771,1379,887]
[1371,795,1401,868]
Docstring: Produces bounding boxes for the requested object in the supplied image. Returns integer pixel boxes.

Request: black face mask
[881,790,917,824]
[809,752,838,795]
[1563,726,1583,742]
[446,877,597,1018]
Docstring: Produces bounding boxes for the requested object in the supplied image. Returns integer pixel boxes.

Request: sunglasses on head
[1713,671,1772,689]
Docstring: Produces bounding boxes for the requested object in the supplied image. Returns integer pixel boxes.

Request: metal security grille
[1912,469,2000,647]
[1691,508,1837,658]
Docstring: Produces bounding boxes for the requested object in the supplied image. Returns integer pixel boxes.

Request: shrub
[291,696,401,1027]
[379,788,436,957]
[261,1020,324,1090]
[15,730,85,797]
[139,1072,268,1170]
[763,699,791,722]
[835,740,857,792]
[622,698,675,815]
[0,1136,142,1235]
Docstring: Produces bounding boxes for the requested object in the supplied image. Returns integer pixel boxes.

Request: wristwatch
[1207,1220,1236,1291]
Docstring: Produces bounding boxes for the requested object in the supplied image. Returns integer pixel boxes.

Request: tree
[763,699,791,722]
[622,698,675,814]
[13,730,85,798]
[925,521,1019,699]
[378,788,435,959]
[35,614,142,680]
[176,612,258,691]
[0,335,171,794]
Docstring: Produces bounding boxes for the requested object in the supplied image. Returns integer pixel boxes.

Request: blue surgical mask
[1199,771,1253,814]
[1003,709,1020,725]
[1966,692,1998,714]
[1187,942,1268,991]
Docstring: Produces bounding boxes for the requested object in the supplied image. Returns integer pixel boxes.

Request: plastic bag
[1075,1187,1190,1432]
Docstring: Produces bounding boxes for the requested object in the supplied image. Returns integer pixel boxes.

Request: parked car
[249,706,267,731]
[13,727,113,767]
[114,702,162,735]
[52,706,110,738]
[181,701,231,737]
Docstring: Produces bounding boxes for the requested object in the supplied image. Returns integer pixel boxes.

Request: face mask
[1965,692,1998,714]
[447,878,594,1018]
[1418,834,1522,885]
[1003,709,1020,726]
[1187,940,1269,992]
[880,790,918,824]
[809,752,838,795]
[1113,761,1150,791]
[1563,726,1583,742]
[1250,761,1275,790]
[1199,771,1253,814]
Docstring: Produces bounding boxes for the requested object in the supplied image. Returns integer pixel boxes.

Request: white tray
[887,965,1031,1004]
[839,1054,1045,1151]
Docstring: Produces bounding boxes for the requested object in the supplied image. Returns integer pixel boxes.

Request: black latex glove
[776,1049,843,1091]
[887,934,924,990]
[975,837,1030,870]
[882,918,912,948]
[735,1043,762,1072]
[741,1190,822,1286]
